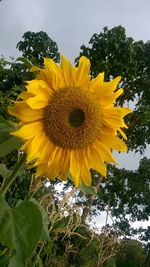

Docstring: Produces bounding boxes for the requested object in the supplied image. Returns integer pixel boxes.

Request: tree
[0,31,60,101]
[17,31,60,65]
[78,157,150,244]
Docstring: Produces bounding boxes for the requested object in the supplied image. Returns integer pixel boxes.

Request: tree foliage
[116,239,145,267]
[17,31,60,66]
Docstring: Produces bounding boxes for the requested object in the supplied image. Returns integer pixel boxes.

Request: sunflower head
[9,55,132,187]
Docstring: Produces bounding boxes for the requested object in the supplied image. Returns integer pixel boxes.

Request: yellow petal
[26,94,49,109]
[26,80,52,98]
[103,115,127,129]
[11,121,43,140]
[44,58,59,73]
[89,72,105,92]
[94,76,121,99]
[35,164,47,178]
[114,88,124,99]
[47,148,66,180]
[59,150,70,181]
[102,107,129,128]
[70,150,80,187]
[44,58,64,90]
[17,91,34,101]
[119,128,127,140]
[94,140,118,164]
[30,65,41,72]
[78,150,91,186]
[98,88,124,106]
[76,56,90,88]
[105,76,121,92]
[60,55,74,87]
[8,103,43,122]
[47,146,60,165]
[99,133,127,152]
[38,141,55,164]
[26,131,48,163]
[86,145,106,177]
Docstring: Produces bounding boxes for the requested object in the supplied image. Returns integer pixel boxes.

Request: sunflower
[9,55,131,187]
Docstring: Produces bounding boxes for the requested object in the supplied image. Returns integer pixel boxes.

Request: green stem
[1,153,26,196]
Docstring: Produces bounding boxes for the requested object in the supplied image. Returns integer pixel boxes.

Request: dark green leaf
[37,256,44,267]
[0,115,22,156]
[0,198,14,248]
[80,183,97,196]
[0,164,12,180]
[17,57,33,69]
[30,198,50,241]
[0,198,43,267]
[0,255,10,267]
[0,137,23,156]
[68,173,97,196]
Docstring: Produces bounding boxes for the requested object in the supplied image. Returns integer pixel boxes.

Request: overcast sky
[1,0,150,62]
[0,0,149,169]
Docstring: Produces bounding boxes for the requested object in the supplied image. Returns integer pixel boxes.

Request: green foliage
[90,158,150,238]
[17,57,34,69]
[0,115,22,157]
[0,31,60,104]
[17,31,60,66]
[30,198,50,242]
[144,250,150,267]
[0,198,43,267]
[4,167,31,208]
[0,58,28,102]
[0,164,12,181]
[116,239,145,267]
[79,182,97,196]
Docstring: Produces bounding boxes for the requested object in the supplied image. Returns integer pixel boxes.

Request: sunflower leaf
[0,197,43,267]
[0,164,12,181]
[0,116,23,156]
[17,57,33,69]
[30,198,50,241]
[0,255,10,267]
[0,136,23,157]
[37,256,44,267]
[68,173,97,195]
[80,183,97,196]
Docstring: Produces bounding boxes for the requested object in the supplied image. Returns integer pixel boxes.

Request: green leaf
[0,255,10,267]
[79,182,97,196]
[30,198,50,241]
[0,198,43,267]
[0,115,23,156]
[0,198,14,248]
[0,116,18,131]
[0,164,12,180]
[37,256,44,267]
[68,173,97,196]
[17,57,33,69]
[0,136,23,156]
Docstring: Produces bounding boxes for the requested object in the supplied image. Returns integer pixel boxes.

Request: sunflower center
[43,87,103,149]
[69,109,85,128]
